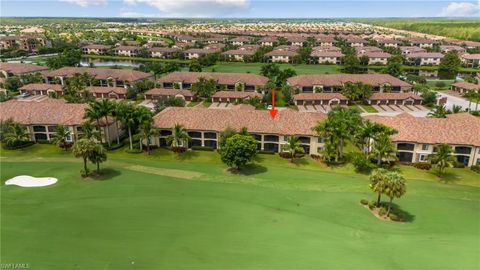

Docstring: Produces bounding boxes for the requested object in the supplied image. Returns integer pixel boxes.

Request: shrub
[310,154,321,160]
[191,146,214,151]
[36,139,51,144]
[351,153,375,173]
[1,141,34,150]
[471,165,480,174]
[258,150,275,155]
[360,199,369,205]
[413,163,432,170]
[378,207,386,216]
[434,81,446,88]
[368,201,375,210]
[389,213,402,222]
[279,152,292,159]
[125,148,143,154]
[452,161,465,168]
[171,146,187,153]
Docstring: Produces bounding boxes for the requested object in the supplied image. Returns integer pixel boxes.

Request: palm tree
[3,122,30,147]
[427,144,455,177]
[166,124,191,149]
[110,102,121,145]
[383,172,407,216]
[451,104,463,113]
[72,138,96,176]
[428,104,448,118]
[80,122,101,141]
[116,102,137,150]
[369,168,389,207]
[97,99,114,147]
[282,136,305,162]
[51,124,71,151]
[372,134,397,166]
[137,120,159,155]
[464,90,474,110]
[89,143,107,173]
[84,102,103,141]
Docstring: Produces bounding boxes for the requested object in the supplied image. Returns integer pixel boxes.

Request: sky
[1,0,480,18]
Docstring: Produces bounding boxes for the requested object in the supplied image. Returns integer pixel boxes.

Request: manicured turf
[1,145,479,270]
[208,62,340,75]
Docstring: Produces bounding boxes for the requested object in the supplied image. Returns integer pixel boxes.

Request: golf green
[1,146,479,270]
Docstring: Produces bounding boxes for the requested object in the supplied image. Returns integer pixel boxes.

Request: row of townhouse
[0,36,51,52]
[2,95,479,167]
[82,44,178,59]
[292,92,422,107]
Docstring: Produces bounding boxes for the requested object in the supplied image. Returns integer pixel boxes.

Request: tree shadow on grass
[291,158,309,166]
[90,168,121,181]
[436,171,462,185]
[389,202,416,223]
[177,150,200,161]
[229,163,268,176]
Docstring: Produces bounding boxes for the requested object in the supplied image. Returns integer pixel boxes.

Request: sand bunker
[5,175,58,187]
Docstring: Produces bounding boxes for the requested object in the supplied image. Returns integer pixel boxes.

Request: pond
[80,58,143,68]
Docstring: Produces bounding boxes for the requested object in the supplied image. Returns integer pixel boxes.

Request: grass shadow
[229,163,268,176]
[90,168,121,181]
[291,158,309,166]
[389,202,416,223]
[436,171,462,185]
[177,150,200,161]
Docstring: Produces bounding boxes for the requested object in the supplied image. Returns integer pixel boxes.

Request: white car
[20,92,30,98]
[267,105,272,110]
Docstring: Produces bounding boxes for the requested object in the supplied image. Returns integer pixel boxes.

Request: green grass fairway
[1,145,479,270]
[208,62,340,75]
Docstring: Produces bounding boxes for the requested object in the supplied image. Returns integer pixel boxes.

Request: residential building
[19,83,128,99]
[410,38,438,49]
[211,91,263,103]
[81,44,110,55]
[144,88,194,101]
[376,38,402,48]
[0,99,119,143]
[150,47,177,58]
[259,36,278,46]
[399,46,426,56]
[310,50,343,64]
[406,52,444,65]
[450,81,480,94]
[287,74,411,93]
[461,54,480,68]
[358,51,391,65]
[44,67,153,87]
[366,113,480,166]
[113,46,141,57]
[230,36,251,46]
[293,93,349,106]
[152,106,326,154]
[287,36,306,46]
[221,45,259,61]
[0,36,50,52]
[157,72,268,92]
[0,63,49,78]
[367,92,423,105]
[440,45,466,55]
[264,45,299,63]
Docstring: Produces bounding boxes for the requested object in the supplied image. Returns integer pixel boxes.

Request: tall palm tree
[51,124,71,151]
[137,120,159,155]
[464,90,474,110]
[3,122,30,147]
[428,104,448,118]
[97,99,114,147]
[89,143,107,173]
[84,102,103,141]
[166,124,191,149]
[369,168,389,207]
[427,144,456,177]
[384,172,407,216]
[372,134,397,166]
[110,102,121,145]
[282,136,305,162]
[72,138,96,176]
[116,102,137,150]
[80,122,101,141]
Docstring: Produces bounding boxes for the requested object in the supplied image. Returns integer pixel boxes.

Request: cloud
[123,0,250,17]
[59,0,107,8]
[439,1,480,16]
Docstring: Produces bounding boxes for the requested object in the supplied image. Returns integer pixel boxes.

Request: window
[476,159,480,166]
[47,126,57,132]
[318,137,325,143]
[284,136,289,141]
[33,125,46,132]
[422,144,429,151]
[419,154,427,162]
[66,134,72,142]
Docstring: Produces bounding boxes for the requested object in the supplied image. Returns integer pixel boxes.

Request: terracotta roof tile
[293,93,348,101]
[0,63,49,74]
[44,67,152,82]
[212,91,263,99]
[158,72,268,86]
[287,74,411,88]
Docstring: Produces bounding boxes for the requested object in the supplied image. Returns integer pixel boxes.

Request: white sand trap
[5,175,58,187]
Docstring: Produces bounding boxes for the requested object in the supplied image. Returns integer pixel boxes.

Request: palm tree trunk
[147,139,151,155]
[96,118,101,142]
[376,192,382,207]
[104,116,111,147]
[387,197,393,217]
[83,157,88,175]
[97,161,100,173]
[128,126,133,150]
[377,153,382,166]
[339,140,344,159]
[115,121,120,144]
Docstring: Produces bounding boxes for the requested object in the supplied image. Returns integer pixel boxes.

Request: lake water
[80,58,143,68]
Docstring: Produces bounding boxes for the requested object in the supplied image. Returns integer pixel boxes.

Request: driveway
[437,91,479,111]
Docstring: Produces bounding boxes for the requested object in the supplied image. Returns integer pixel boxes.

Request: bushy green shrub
[279,152,292,159]
[360,199,369,205]
[368,201,375,210]
[378,207,386,216]
[351,153,375,173]
[191,146,214,151]
[453,161,465,168]
[389,213,401,222]
[413,163,432,170]
[434,81,446,88]
[310,154,321,160]
[471,165,480,174]
[171,146,187,153]
[1,141,34,150]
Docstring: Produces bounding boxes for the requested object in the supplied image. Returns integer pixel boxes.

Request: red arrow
[269,88,278,119]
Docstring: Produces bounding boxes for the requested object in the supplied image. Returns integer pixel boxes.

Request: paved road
[437,91,479,111]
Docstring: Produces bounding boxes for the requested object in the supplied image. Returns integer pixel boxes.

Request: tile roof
[0,63,49,74]
[293,93,348,101]
[311,51,344,57]
[287,74,411,87]
[212,91,263,99]
[461,54,480,60]
[407,52,444,58]
[153,107,326,136]
[221,49,256,56]
[19,83,62,92]
[0,99,87,126]
[145,88,194,97]
[451,82,480,90]
[44,67,152,82]
[365,113,480,146]
[150,47,177,53]
[158,72,268,86]
[82,44,110,49]
[86,86,127,95]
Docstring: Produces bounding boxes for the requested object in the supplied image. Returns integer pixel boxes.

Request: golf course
[1,145,479,270]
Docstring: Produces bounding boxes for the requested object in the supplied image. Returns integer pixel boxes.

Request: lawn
[427,79,456,91]
[208,62,340,75]
[1,145,479,270]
